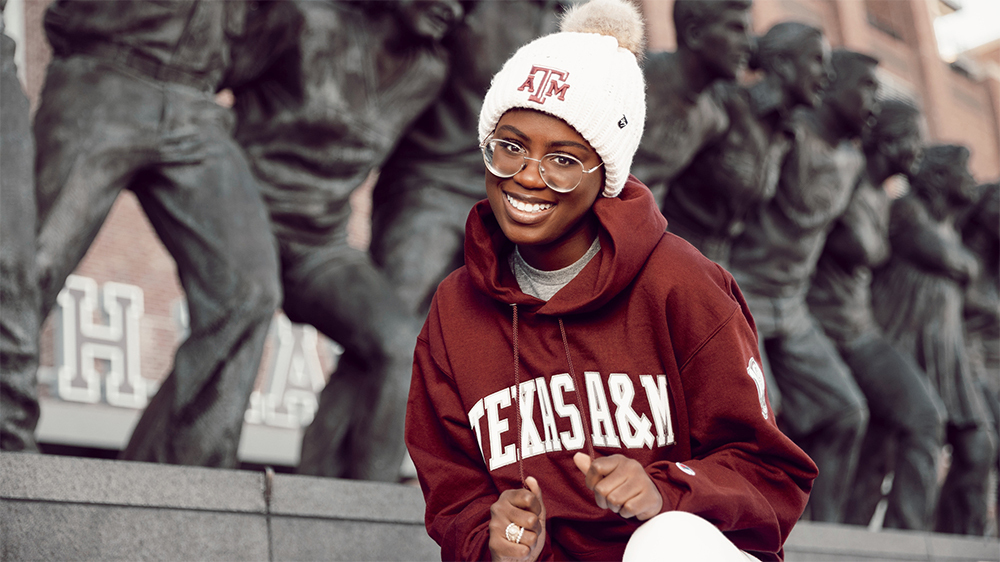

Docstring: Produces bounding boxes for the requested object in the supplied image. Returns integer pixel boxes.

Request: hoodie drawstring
[512,304,526,487]
[559,317,596,460]
[511,305,596,489]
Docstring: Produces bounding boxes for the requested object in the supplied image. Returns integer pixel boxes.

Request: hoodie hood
[464,175,667,315]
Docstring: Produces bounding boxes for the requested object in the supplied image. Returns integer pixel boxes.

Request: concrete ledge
[269,471,425,523]
[1,453,436,561]
[3,502,269,561]
[1,453,997,561]
[266,470,438,560]
[784,521,999,561]
[0,452,266,513]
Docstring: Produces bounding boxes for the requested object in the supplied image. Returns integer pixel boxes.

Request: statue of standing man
[727,50,881,522]
[227,0,463,481]
[631,0,753,209]
[32,0,282,467]
[0,0,41,453]
[664,21,831,267]
[807,99,946,530]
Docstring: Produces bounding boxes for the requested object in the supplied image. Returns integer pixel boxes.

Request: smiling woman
[403,0,818,560]
[484,109,605,271]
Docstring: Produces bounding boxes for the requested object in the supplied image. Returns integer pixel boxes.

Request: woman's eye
[500,141,525,155]
[551,155,576,168]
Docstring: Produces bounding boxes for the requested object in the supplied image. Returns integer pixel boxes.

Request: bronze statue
[807,99,946,530]
[872,145,996,535]
[960,181,1000,532]
[631,0,753,208]
[368,0,566,320]
[227,0,462,481]
[665,21,830,266]
[727,50,880,522]
[32,0,282,467]
[0,1,40,452]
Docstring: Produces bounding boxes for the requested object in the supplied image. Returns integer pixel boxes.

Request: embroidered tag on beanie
[618,115,628,128]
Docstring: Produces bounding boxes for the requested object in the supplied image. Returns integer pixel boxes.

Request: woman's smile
[504,191,555,219]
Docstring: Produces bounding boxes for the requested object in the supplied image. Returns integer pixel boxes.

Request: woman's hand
[489,476,546,562]
[573,453,663,521]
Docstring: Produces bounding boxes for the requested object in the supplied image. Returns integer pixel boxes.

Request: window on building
[865,0,915,44]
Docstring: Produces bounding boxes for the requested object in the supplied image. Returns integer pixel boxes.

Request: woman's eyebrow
[549,140,590,151]
[495,125,590,152]
[496,124,528,141]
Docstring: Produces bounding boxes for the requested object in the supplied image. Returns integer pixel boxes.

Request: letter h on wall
[54,275,147,408]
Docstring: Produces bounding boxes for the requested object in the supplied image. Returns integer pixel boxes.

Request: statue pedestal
[1,453,997,561]
[0,453,436,561]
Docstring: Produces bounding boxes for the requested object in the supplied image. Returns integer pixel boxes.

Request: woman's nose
[514,156,547,189]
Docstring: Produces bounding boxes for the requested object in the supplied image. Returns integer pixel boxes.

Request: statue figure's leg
[30,57,158,459]
[0,32,39,452]
[369,180,472,318]
[33,57,157,317]
[841,335,946,530]
[935,420,997,535]
[367,177,476,480]
[765,304,869,523]
[284,239,420,481]
[121,87,281,467]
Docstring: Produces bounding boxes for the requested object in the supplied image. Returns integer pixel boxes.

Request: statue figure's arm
[888,197,979,284]
[824,182,890,269]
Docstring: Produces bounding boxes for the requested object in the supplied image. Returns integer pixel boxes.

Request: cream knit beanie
[478,0,646,198]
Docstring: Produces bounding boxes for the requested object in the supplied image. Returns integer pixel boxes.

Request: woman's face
[786,34,831,108]
[485,109,604,270]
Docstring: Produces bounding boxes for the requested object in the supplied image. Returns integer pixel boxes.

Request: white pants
[623,511,762,562]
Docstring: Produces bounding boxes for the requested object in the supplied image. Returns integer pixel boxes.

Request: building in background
[2,0,998,470]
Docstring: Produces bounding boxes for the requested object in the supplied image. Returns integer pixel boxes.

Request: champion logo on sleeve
[675,462,696,476]
[746,357,768,420]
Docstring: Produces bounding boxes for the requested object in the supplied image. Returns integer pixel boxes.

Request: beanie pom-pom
[560,0,645,58]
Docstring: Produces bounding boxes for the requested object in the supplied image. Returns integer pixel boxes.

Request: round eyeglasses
[480,138,603,193]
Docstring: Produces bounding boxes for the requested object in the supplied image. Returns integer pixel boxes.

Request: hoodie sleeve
[645,276,817,560]
[406,320,496,561]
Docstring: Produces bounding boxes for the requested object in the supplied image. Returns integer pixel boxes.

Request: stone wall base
[1,454,996,561]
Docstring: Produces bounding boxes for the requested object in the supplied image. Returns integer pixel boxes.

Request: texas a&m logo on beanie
[517,65,570,105]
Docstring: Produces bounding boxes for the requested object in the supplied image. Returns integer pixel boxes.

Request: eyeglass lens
[484,139,582,192]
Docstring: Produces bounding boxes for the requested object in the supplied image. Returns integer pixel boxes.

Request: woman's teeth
[507,193,553,213]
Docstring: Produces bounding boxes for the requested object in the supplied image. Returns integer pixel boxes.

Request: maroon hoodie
[405,177,817,561]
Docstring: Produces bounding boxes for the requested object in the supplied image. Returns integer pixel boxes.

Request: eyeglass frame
[480,136,604,193]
